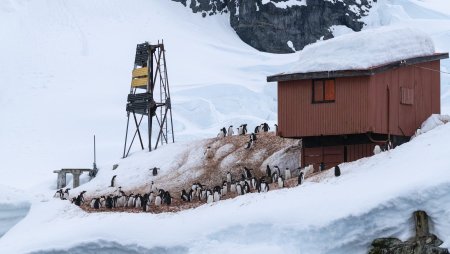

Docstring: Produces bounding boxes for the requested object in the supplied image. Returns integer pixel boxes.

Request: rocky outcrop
[172,0,376,53]
[368,211,449,254]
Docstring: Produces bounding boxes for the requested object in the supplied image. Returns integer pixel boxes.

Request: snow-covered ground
[1,0,450,253]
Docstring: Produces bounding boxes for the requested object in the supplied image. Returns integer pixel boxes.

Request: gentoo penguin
[334,166,341,177]
[148,191,155,204]
[227,125,234,136]
[230,182,237,193]
[155,195,162,206]
[274,124,278,134]
[373,145,382,155]
[226,172,232,183]
[163,191,172,205]
[204,146,214,159]
[285,168,291,179]
[277,176,285,188]
[134,194,142,208]
[63,188,70,200]
[188,189,194,201]
[238,124,248,135]
[90,199,96,208]
[297,171,304,186]
[217,129,225,138]
[250,133,257,142]
[213,190,221,202]
[54,189,63,199]
[236,184,243,195]
[152,167,158,176]
[243,181,250,194]
[200,189,207,201]
[127,194,135,207]
[251,177,257,189]
[181,190,189,202]
[271,172,278,184]
[244,167,252,179]
[260,180,269,193]
[207,192,214,204]
[110,175,117,187]
[254,125,260,133]
[145,197,152,212]
[93,198,100,209]
[274,166,281,176]
[266,165,272,178]
[100,196,106,208]
[244,141,252,149]
[105,196,113,209]
[222,181,228,196]
[221,127,227,137]
[319,162,325,172]
[263,123,270,132]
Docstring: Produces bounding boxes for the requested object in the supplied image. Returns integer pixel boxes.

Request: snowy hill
[1,0,450,253]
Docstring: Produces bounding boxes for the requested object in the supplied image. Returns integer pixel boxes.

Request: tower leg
[122,113,131,158]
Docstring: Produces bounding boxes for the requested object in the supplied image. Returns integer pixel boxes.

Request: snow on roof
[286,26,436,74]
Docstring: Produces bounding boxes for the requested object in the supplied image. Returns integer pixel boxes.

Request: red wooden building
[267,53,448,171]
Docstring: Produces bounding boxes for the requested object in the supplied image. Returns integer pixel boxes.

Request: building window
[401,87,414,105]
[312,79,335,103]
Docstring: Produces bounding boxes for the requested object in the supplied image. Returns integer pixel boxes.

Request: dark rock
[171,0,376,53]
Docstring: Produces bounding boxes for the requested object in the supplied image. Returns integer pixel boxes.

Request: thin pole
[122,113,130,158]
[94,135,96,165]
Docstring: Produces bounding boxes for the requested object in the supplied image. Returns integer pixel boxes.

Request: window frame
[312,78,336,104]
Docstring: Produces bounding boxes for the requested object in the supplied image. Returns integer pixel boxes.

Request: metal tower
[122,41,174,158]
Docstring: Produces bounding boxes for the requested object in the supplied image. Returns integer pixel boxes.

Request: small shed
[267,27,449,171]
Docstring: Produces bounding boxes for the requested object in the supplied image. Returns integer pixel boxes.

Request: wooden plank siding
[278,77,370,138]
[278,60,441,139]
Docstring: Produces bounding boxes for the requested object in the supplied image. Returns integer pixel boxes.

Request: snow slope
[1,119,450,253]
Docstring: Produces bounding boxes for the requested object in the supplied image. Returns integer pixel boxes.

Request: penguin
[105,196,113,209]
[110,175,117,187]
[238,124,248,135]
[148,191,155,205]
[163,191,172,205]
[262,123,270,132]
[152,167,158,176]
[274,166,281,176]
[271,172,278,184]
[227,125,234,136]
[221,127,227,137]
[277,176,285,188]
[217,129,225,138]
[260,181,269,193]
[155,195,162,206]
[200,189,207,201]
[222,181,228,196]
[285,168,291,180]
[127,194,135,207]
[213,190,221,202]
[298,171,305,186]
[334,165,341,177]
[244,141,252,149]
[135,194,142,208]
[236,184,243,195]
[145,197,152,212]
[319,162,325,172]
[63,188,70,200]
[226,172,232,183]
[142,195,149,212]
[256,178,262,193]
[188,189,194,201]
[251,177,257,189]
[244,167,252,179]
[266,165,272,178]
[90,199,96,208]
[230,182,237,193]
[254,125,260,133]
[181,190,189,202]
[274,124,278,134]
[54,189,63,199]
[250,133,257,142]
[207,193,214,204]
[243,181,250,194]
[93,198,100,209]
[100,196,106,208]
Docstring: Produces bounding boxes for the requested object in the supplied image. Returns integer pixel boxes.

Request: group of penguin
[179,165,307,205]
[80,182,173,211]
[53,188,70,200]
[216,123,278,150]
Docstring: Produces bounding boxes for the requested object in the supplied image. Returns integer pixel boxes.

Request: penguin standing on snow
[334,166,341,177]
[260,178,269,193]
[230,181,237,193]
[227,125,234,136]
[105,196,113,209]
[207,190,214,204]
[243,181,250,194]
[93,198,100,209]
[251,177,257,189]
[134,194,142,208]
[163,191,172,205]
[271,171,278,184]
[236,183,243,195]
[152,167,159,176]
[213,190,221,202]
[285,168,291,180]
[262,123,270,132]
[62,188,70,200]
[127,194,135,207]
[155,194,162,206]
[110,175,117,187]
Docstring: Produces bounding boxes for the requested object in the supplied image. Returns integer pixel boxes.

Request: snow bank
[412,114,450,137]
[0,185,30,238]
[286,26,436,74]
[3,119,450,253]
